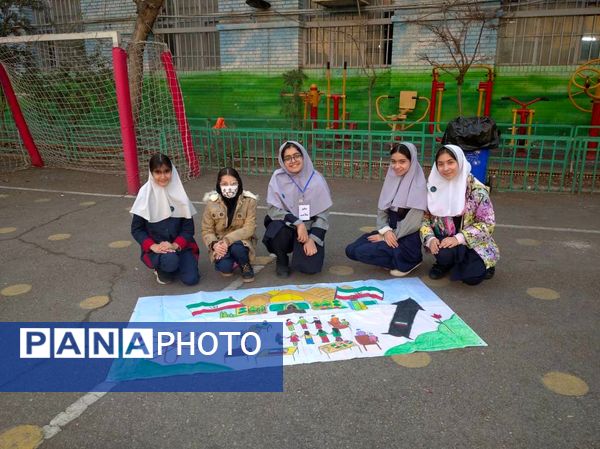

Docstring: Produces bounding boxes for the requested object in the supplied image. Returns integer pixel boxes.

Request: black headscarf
[216,167,243,228]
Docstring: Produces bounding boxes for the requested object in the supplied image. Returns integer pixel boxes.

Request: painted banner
[129,278,486,366]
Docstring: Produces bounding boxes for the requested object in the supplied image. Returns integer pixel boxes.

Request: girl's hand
[367,234,384,243]
[429,238,441,255]
[303,239,317,256]
[151,242,172,254]
[384,231,398,248]
[213,240,228,259]
[296,223,309,243]
[440,236,459,249]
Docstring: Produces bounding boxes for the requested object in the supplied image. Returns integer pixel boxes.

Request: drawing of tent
[269,302,310,314]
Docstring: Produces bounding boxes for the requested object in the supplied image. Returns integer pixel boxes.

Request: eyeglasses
[283,153,303,163]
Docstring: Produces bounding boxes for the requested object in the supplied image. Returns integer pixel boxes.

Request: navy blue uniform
[131,214,200,285]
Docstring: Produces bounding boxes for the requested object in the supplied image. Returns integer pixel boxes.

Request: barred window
[303,1,394,68]
[497,10,600,65]
[154,0,220,71]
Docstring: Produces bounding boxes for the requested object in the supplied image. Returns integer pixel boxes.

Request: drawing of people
[312,317,323,330]
[285,318,295,331]
[303,330,314,344]
[288,332,300,346]
[330,327,343,342]
[316,328,329,343]
[340,318,350,328]
[297,317,308,329]
[329,315,342,328]
[355,329,367,336]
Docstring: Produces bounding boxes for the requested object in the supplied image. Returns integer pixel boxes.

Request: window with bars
[154,0,220,71]
[497,12,600,65]
[303,0,394,68]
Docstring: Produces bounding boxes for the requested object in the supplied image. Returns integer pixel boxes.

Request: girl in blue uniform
[130,153,200,285]
[345,142,427,276]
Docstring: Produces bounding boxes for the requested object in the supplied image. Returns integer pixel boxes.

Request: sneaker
[390,262,422,277]
[484,266,495,280]
[276,264,290,278]
[220,271,234,277]
[429,264,451,280]
[241,263,255,283]
[154,269,172,285]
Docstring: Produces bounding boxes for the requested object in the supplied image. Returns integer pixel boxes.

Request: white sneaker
[390,263,421,277]
[154,270,171,285]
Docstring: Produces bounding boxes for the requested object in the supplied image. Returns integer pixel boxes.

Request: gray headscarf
[267,141,333,217]
[377,142,428,211]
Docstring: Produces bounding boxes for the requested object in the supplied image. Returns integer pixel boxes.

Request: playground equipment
[325,61,348,130]
[568,58,600,160]
[429,65,495,134]
[281,62,348,130]
[501,96,549,156]
[375,90,430,132]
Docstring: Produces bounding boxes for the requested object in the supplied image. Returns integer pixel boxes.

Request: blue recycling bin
[442,117,499,185]
[464,148,490,183]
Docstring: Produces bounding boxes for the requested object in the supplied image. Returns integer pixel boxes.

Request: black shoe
[241,263,255,283]
[154,269,173,285]
[429,264,450,280]
[276,264,290,278]
[484,266,495,280]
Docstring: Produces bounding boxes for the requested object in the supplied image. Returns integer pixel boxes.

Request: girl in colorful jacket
[420,145,499,285]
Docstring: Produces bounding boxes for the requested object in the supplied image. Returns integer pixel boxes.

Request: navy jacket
[131,214,199,268]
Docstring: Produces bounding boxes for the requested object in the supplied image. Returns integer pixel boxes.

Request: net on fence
[0,36,192,179]
[127,40,191,179]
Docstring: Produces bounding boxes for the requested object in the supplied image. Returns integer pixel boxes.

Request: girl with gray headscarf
[263,141,332,277]
[346,142,427,276]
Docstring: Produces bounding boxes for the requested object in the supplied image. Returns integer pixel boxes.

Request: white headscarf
[130,165,197,223]
[426,144,472,217]
[377,142,428,211]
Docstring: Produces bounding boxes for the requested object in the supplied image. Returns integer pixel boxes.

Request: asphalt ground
[0,167,599,449]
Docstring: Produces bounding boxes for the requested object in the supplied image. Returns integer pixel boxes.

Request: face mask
[220,184,238,198]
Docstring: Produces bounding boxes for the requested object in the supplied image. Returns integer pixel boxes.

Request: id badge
[299,204,311,221]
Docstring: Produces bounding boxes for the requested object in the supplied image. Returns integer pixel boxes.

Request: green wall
[179,67,589,130]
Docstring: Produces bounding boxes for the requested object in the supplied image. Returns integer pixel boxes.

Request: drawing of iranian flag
[186,296,242,316]
[334,286,384,301]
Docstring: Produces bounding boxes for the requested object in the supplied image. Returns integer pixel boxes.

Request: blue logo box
[1,322,283,392]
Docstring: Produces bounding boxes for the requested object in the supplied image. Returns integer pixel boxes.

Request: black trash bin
[442,116,500,183]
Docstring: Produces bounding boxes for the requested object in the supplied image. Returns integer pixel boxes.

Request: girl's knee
[160,253,180,272]
[181,271,200,286]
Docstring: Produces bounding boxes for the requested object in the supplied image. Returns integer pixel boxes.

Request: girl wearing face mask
[201,167,258,282]
[130,153,200,285]
[420,145,499,285]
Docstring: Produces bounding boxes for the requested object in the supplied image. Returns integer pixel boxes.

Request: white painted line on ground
[494,223,600,234]
[0,185,135,199]
[40,258,275,443]
[2,185,599,235]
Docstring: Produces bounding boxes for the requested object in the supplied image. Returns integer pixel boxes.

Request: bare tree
[412,0,500,115]
[129,0,165,121]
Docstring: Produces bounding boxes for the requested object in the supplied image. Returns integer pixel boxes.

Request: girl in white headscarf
[345,142,427,276]
[420,145,499,285]
[263,141,332,277]
[130,153,200,285]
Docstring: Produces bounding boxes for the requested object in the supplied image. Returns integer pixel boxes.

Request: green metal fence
[190,121,600,193]
[1,117,598,192]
